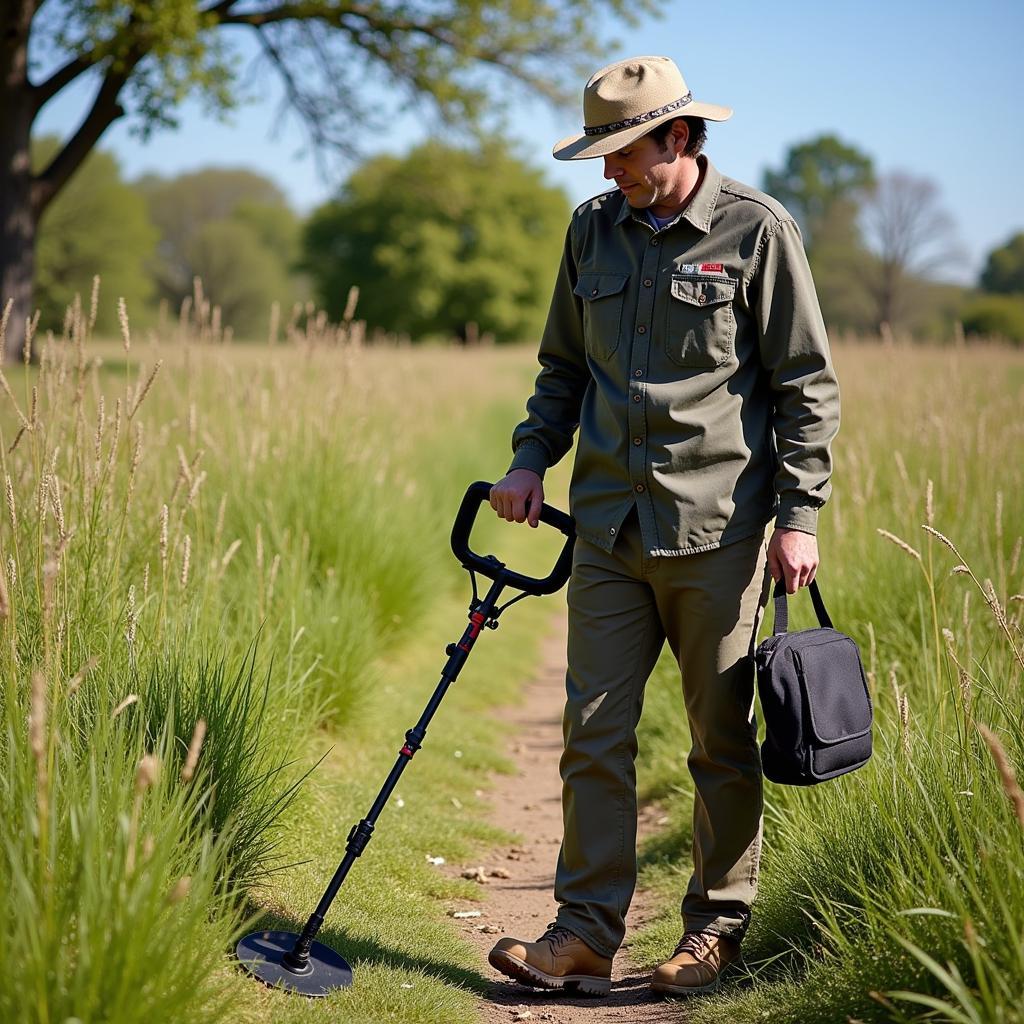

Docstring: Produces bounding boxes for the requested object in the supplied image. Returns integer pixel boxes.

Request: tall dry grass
[0,287,540,1023]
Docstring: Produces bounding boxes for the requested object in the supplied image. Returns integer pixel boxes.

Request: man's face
[601,132,684,210]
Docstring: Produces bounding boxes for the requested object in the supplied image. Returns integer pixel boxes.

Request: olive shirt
[507,154,841,556]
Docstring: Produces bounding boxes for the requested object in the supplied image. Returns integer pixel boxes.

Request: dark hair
[646,116,707,157]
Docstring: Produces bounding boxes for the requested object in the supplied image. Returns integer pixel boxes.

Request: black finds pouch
[753,580,873,786]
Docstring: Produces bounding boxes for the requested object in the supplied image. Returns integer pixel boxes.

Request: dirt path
[444,611,681,1024]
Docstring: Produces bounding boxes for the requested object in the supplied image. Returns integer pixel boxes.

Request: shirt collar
[614,154,721,235]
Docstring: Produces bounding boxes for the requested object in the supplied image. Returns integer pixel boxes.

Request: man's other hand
[766,528,819,595]
[490,470,544,528]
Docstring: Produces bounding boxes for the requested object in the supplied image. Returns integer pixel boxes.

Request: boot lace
[671,930,717,961]
[538,921,576,949]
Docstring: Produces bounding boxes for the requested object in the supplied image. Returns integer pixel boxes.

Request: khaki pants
[553,505,773,959]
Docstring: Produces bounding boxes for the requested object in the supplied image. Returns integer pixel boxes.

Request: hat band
[583,92,693,137]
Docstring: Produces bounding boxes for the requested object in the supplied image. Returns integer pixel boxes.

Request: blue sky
[35,0,1023,283]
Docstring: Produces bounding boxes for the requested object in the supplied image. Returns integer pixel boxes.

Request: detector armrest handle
[450,480,575,596]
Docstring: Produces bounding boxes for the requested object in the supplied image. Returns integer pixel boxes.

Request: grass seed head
[112,694,139,718]
[7,424,27,455]
[984,578,1008,629]
[958,666,973,717]
[88,275,100,331]
[921,524,964,561]
[978,725,1024,829]
[267,552,281,606]
[29,669,47,762]
[118,297,131,352]
[899,693,911,756]
[180,535,191,588]
[167,876,192,905]
[159,505,169,570]
[49,475,66,539]
[220,539,241,571]
[128,360,162,420]
[180,718,207,783]
[134,754,160,795]
[5,474,16,530]
[93,395,106,465]
[877,528,921,562]
[183,470,206,512]
[29,669,49,817]
[66,656,99,697]
[124,584,138,649]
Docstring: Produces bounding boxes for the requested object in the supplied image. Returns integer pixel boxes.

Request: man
[487,55,840,998]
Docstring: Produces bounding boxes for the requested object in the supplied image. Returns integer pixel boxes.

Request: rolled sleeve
[750,218,841,536]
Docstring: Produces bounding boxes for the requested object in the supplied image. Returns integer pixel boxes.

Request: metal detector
[235,480,575,997]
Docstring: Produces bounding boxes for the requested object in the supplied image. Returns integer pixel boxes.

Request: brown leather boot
[488,922,612,996]
[650,930,743,996]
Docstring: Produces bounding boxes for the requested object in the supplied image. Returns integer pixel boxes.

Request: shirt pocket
[664,276,736,368]
[574,271,628,361]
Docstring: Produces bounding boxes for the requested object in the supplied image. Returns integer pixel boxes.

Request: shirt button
[591,288,599,296]
[609,527,616,535]
[635,483,646,493]
[633,437,642,445]
[632,394,641,402]
[651,239,659,247]
[643,278,653,287]
[633,369,642,378]
[637,325,646,334]
[698,294,707,304]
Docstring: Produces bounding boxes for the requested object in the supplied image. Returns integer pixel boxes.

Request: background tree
[1,0,650,361]
[762,134,875,247]
[301,140,570,342]
[32,137,158,334]
[762,135,876,331]
[960,293,1024,345]
[979,231,1024,295]
[185,219,290,338]
[862,171,962,331]
[137,167,306,331]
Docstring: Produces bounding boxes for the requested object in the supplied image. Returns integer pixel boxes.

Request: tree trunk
[1,4,38,363]
[0,154,37,365]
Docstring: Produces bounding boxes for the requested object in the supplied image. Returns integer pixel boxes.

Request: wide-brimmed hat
[553,55,732,161]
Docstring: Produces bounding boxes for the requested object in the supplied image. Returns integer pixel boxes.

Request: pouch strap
[771,578,833,635]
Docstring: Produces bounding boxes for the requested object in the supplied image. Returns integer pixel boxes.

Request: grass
[3,300,1021,1023]
[0,300,564,1024]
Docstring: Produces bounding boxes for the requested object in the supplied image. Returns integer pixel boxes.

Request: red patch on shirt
[700,263,724,273]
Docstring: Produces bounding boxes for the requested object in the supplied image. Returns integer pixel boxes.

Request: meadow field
[0,303,1021,1023]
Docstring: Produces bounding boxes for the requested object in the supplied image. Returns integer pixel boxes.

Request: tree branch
[31,50,143,217]
[220,1,561,116]
[254,26,333,148]
[32,53,97,112]
[218,3,327,27]
[201,0,240,14]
